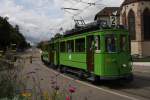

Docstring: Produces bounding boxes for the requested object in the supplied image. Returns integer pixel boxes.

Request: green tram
[41,22,133,81]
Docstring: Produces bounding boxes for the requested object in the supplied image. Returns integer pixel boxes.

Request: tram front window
[105,35,116,53]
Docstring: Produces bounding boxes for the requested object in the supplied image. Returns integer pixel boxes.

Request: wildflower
[21,92,32,97]
[68,86,76,93]
[66,96,71,100]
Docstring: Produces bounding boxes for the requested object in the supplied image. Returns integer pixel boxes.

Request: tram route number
[110,16,117,26]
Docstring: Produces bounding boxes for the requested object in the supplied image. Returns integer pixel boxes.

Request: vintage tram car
[41,21,133,81]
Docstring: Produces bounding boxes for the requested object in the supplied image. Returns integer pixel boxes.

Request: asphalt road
[18,49,150,100]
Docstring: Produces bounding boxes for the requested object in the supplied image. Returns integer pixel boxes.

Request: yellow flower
[43,91,50,100]
[21,92,32,97]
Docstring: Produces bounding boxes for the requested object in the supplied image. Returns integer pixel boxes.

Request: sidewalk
[133,62,150,67]
[133,62,150,73]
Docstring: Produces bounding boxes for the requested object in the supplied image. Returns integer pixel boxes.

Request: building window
[60,42,66,52]
[128,10,136,40]
[67,40,74,52]
[75,38,85,52]
[143,8,150,40]
[122,12,126,25]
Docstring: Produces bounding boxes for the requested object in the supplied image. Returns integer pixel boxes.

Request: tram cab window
[87,35,100,53]
[60,42,66,52]
[67,40,74,53]
[105,35,117,53]
[75,38,85,52]
[120,35,127,51]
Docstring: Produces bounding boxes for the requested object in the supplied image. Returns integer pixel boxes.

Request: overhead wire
[73,0,106,17]
[51,0,106,33]
[51,0,82,29]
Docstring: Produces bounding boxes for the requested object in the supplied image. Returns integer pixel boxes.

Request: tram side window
[67,40,74,53]
[60,42,66,52]
[120,35,127,51]
[75,38,85,52]
[105,35,116,53]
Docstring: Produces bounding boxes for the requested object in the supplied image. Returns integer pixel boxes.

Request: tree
[0,16,29,51]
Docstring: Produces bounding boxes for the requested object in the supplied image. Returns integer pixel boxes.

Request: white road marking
[50,69,139,100]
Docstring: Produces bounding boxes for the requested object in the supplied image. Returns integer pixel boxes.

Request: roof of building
[94,7,120,20]
[122,0,150,6]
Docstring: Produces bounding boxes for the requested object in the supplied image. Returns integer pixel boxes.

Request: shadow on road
[94,74,150,90]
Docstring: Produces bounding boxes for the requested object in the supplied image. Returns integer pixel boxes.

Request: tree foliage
[0,16,29,51]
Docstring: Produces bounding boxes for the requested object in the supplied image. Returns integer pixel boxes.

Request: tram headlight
[122,64,127,68]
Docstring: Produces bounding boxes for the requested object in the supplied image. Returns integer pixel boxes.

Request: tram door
[87,36,94,72]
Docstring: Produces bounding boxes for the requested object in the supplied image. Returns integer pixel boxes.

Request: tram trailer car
[41,25,133,82]
[41,42,50,64]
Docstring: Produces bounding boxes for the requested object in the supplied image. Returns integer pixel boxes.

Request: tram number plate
[110,16,117,26]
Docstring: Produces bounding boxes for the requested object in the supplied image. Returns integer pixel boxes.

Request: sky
[0,0,123,44]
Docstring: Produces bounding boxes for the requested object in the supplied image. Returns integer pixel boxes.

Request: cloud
[0,0,124,44]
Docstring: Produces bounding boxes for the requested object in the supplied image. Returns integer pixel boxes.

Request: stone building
[95,0,150,57]
[120,0,150,57]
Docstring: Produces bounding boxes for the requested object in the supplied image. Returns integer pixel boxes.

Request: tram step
[87,76,95,82]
